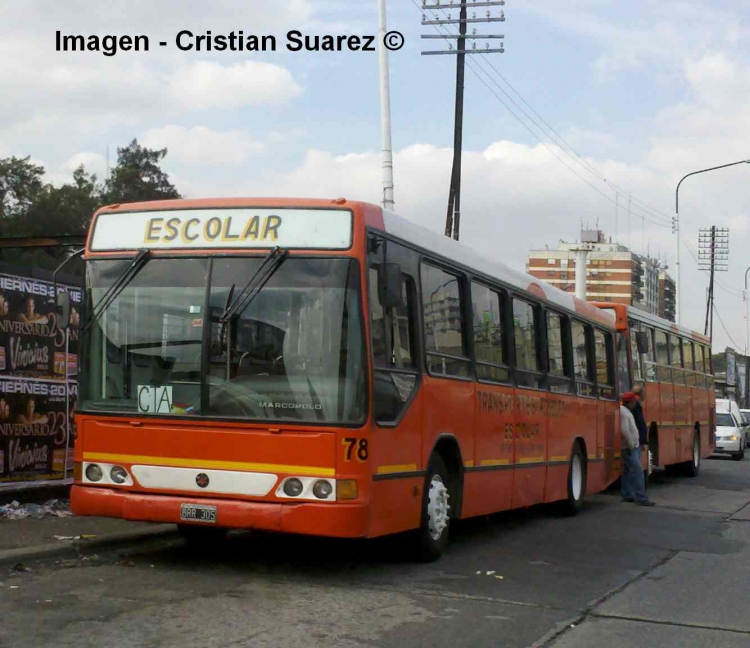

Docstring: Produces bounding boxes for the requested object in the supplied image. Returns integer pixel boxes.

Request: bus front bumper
[71,485,369,538]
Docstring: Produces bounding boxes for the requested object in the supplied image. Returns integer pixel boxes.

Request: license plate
[180,503,217,524]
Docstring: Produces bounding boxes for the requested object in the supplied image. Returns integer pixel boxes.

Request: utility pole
[421,1,506,240]
[378,0,395,210]
[698,226,729,340]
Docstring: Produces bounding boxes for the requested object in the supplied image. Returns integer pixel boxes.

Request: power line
[476,55,673,226]
[411,0,672,232]
[713,303,742,350]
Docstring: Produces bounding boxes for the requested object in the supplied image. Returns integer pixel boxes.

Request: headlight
[730,435,739,441]
[85,464,103,482]
[312,480,333,499]
[283,478,304,497]
[110,465,129,484]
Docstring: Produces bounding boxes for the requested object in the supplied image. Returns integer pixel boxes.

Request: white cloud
[140,125,265,167]
[168,61,303,110]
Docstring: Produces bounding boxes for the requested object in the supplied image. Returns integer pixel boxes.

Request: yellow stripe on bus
[464,460,475,467]
[517,456,545,464]
[480,458,510,467]
[549,455,568,462]
[83,452,335,478]
[376,463,418,475]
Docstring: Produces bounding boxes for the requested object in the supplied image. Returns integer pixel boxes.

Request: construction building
[526,229,674,321]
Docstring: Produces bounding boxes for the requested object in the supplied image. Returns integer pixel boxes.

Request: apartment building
[526,229,671,319]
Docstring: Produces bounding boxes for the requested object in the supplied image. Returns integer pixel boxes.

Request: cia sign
[137,385,173,414]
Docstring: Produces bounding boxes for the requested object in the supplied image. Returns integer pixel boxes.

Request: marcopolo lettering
[144,215,282,245]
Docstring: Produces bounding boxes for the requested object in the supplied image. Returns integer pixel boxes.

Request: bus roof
[591,302,709,344]
[379,209,615,328]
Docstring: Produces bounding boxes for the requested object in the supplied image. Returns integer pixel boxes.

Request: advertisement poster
[727,350,736,386]
[0,273,81,380]
[0,378,77,483]
[738,359,748,407]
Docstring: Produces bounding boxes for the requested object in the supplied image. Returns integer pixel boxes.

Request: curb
[0,524,178,568]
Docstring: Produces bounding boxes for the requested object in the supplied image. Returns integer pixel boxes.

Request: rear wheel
[413,453,451,562]
[683,429,701,476]
[732,442,744,461]
[562,444,586,516]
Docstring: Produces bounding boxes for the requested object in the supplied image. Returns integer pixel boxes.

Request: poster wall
[0,273,80,485]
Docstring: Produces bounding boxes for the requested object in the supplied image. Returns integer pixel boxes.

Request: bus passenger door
[367,240,424,537]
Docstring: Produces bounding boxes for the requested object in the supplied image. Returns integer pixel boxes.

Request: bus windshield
[81,256,366,424]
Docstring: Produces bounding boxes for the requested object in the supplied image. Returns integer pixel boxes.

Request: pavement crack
[589,612,750,636]
[532,550,680,647]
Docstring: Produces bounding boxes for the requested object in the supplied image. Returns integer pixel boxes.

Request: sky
[2,0,750,352]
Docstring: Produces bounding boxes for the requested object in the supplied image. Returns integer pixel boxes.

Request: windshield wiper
[220,247,287,323]
[84,249,151,333]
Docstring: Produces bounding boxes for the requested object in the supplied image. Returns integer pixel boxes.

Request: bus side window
[571,320,594,397]
[595,329,616,399]
[614,331,630,396]
[643,326,657,383]
[546,310,572,394]
[670,334,685,385]
[421,263,470,378]
[654,329,670,383]
[683,340,696,387]
[471,282,510,383]
[628,321,643,383]
[512,297,544,389]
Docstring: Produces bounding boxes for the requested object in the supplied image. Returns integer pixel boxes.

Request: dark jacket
[632,401,648,446]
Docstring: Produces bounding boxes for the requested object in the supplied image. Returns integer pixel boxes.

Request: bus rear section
[593,302,715,476]
[72,200,375,539]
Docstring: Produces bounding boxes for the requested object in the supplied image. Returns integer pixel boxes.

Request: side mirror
[378,263,404,310]
[56,291,71,330]
[635,331,649,355]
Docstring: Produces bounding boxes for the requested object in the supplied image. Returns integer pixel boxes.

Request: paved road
[2,456,749,648]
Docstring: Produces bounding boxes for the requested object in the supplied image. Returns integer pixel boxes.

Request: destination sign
[90,208,353,251]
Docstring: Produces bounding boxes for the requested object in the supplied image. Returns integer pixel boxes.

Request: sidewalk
[0,497,175,567]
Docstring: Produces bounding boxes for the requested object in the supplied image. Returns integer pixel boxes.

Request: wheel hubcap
[693,437,700,467]
[571,455,582,501]
[647,449,654,476]
[427,475,450,540]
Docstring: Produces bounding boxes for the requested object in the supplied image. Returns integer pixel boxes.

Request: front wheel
[561,444,586,516]
[412,453,451,562]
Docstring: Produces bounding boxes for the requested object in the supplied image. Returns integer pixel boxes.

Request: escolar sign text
[90,208,353,251]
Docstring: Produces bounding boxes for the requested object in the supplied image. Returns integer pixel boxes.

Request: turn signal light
[337,480,358,500]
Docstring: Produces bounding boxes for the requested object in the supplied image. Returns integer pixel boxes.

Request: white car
[741,409,750,447]
[713,412,746,461]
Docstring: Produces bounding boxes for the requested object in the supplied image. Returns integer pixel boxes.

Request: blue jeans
[621,446,648,502]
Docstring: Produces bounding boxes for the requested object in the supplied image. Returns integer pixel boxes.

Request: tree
[101,139,181,205]
[0,156,45,221]
[0,140,182,271]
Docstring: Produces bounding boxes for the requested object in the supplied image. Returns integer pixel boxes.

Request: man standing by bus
[632,384,649,490]
[621,392,655,506]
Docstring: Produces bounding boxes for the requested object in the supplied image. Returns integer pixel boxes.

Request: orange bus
[72,198,625,560]
[592,303,715,477]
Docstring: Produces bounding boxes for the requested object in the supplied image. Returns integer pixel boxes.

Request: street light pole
[674,159,750,326]
[744,266,750,355]
[378,0,395,211]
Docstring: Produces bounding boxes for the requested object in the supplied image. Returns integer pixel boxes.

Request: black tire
[177,525,227,547]
[682,429,701,476]
[732,446,744,461]
[412,453,451,562]
[562,443,586,516]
